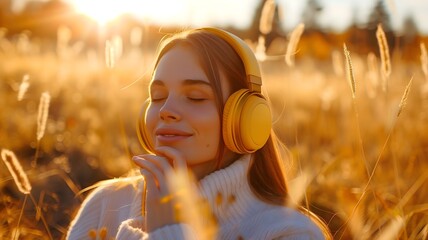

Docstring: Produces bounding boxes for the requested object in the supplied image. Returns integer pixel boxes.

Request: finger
[155,146,187,170]
[136,154,174,174]
[141,169,175,207]
[133,157,167,191]
[140,169,160,204]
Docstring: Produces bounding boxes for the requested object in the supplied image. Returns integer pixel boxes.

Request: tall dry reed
[1,149,32,194]
[366,52,379,98]
[1,151,54,239]
[105,40,116,68]
[397,77,413,117]
[285,23,305,67]
[375,216,405,240]
[376,24,391,91]
[17,74,30,101]
[32,91,50,167]
[343,44,356,98]
[255,35,267,62]
[103,36,123,69]
[259,0,276,35]
[36,92,50,141]
[420,42,428,82]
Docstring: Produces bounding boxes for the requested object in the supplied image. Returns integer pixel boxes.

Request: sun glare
[70,0,189,26]
[71,0,132,25]
[68,0,191,25]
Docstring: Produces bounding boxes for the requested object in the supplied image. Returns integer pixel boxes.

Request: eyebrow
[150,79,212,88]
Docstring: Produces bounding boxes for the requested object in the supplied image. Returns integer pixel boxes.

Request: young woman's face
[146,45,231,177]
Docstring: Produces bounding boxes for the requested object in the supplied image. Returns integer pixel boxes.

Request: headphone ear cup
[223,89,272,154]
[136,100,155,153]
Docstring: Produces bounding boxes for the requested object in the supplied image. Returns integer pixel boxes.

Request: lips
[155,128,193,143]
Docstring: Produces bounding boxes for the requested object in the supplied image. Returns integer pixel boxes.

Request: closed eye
[150,97,166,102]
[188,97,207,102]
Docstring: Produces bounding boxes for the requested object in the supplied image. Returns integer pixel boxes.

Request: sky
[10,0,428,34]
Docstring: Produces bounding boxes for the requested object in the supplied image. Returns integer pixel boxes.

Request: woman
[67,27,331,239]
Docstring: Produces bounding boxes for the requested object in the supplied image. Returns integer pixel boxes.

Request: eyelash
[188,97,206,102]
[150,98,164,102]
[150,97,206,103]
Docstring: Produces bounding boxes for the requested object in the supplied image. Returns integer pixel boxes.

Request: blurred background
[1,0,427,239]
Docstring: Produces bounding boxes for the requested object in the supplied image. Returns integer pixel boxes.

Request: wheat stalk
[112,35,123,60]
[366,52,379,98]
[375,216,405,240]
[376,24,391,90]
[343,43,356,98]
[255,35,267,62]
[130,26,143,47]
[17,74,30,101]
[105,40,115,68]
[397,77,413,117]
[287,171,311,208]
[33,91,50,167]
[285,23,305,67]
[420,42,428,82]
[1,149,32,194]
[167,169,217,239]
[259,0,276,35]
[37,92,50,141]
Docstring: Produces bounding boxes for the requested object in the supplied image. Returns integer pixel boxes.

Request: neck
[190,151,240,180]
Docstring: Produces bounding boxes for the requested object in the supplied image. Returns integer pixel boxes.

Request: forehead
[152,45,208,82]
[151,44,233,101]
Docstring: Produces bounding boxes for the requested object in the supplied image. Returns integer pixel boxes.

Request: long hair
[153,29,288,205]
[153,30,333,239]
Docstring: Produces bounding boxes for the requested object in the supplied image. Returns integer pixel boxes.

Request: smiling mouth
[155,128,192,143]
[156,134,191,143]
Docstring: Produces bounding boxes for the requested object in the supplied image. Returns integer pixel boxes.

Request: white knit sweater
[66,155,325,239]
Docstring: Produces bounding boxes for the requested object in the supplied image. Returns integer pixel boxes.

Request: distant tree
[401,15,419,41]
[366,0,395,54]
[399,14,421,61]
[301,0,323,31]
[367,0,392,32]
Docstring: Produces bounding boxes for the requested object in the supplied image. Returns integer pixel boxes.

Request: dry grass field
[1,24,427,239]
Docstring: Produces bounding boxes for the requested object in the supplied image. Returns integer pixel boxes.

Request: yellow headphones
[136,27,272,154]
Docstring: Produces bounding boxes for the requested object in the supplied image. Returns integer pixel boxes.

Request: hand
[132,146,190,232]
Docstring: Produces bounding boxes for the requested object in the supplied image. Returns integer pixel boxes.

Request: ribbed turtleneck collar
[197,154,261,224]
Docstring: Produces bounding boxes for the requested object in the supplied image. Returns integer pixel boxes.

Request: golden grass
[259,0,276,35]
[285,23,305,67]
[343,43,356,98]
[421,43,428,82]
[0,25,427,239]
[397,77,413,117]
[376,24,391,91]
[1,149,32,195]
[36,92,50,141]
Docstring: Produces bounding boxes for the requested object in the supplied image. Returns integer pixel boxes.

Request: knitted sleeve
[66,185,108,239]
[117,222,198,240]
[274,231,325,240]
[242,207,327,240]
[269,215,326,240]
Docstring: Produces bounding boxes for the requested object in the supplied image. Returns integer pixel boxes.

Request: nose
[159,97,181,121]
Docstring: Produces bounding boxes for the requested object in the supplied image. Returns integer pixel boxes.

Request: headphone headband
[200,27,262,93]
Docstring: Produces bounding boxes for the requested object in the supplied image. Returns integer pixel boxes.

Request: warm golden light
[70,0,188,26]
[71,0,132,25]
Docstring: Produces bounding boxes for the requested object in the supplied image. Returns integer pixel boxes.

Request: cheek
[192,107,222,143]
[144,107,158,141]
